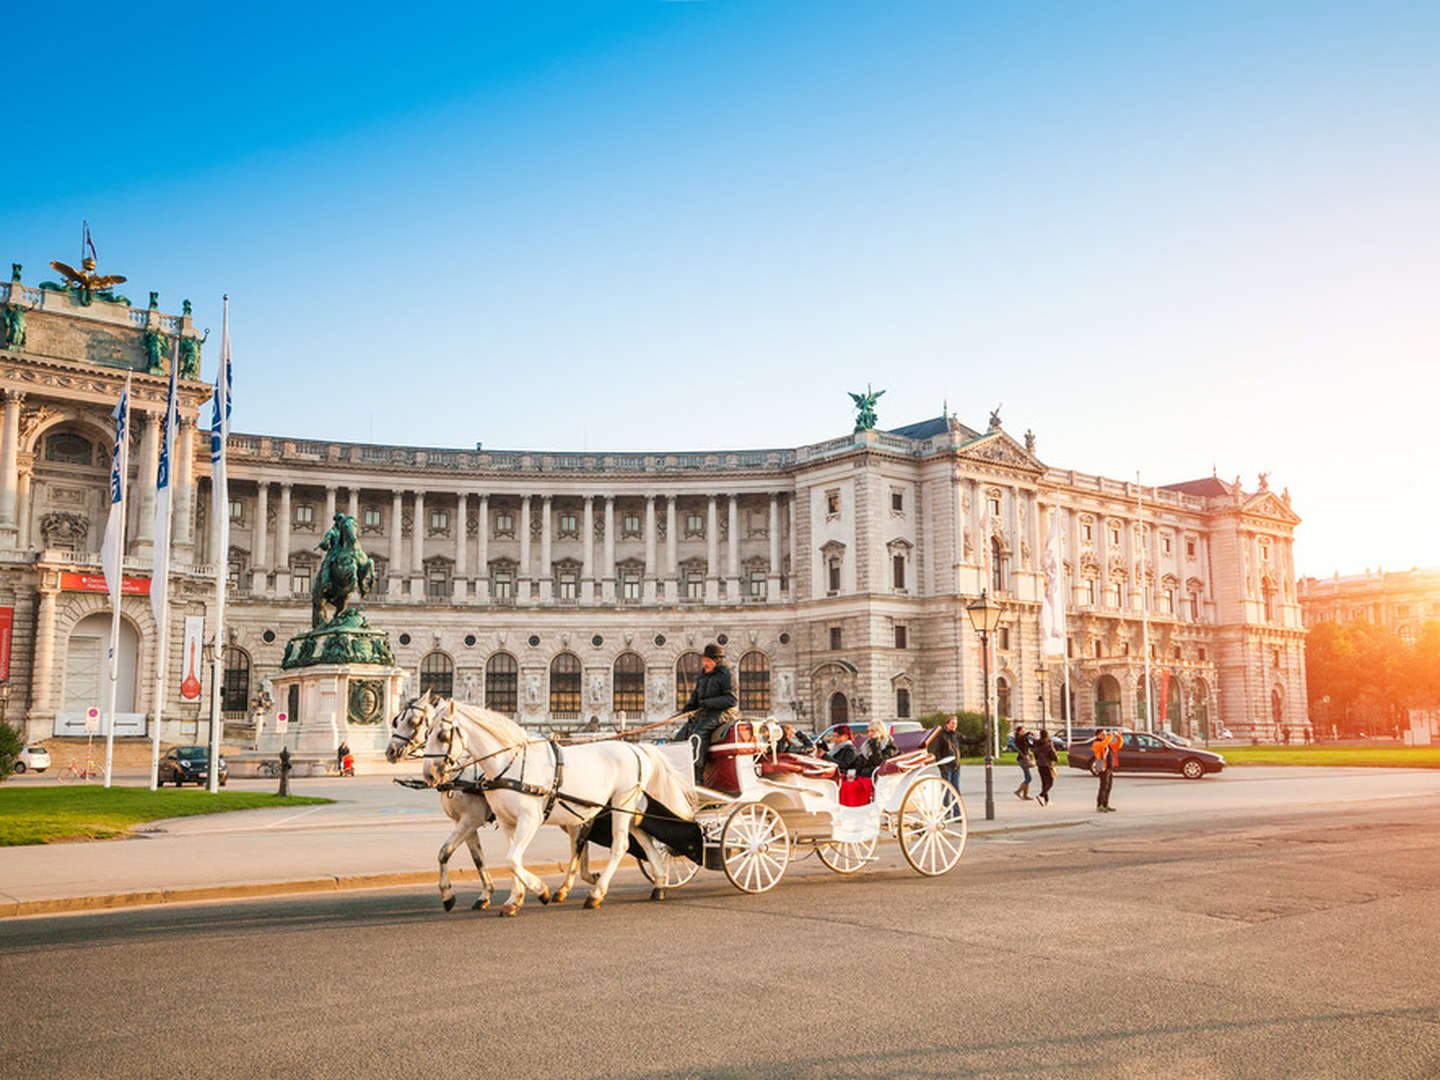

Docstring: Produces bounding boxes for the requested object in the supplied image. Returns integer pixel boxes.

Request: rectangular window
[829,626,843,650]
[1149,644,1157,660]
[1186,538,1196,558]
[430,510,449,533]
[363,507,383,529]
[1083,580,1096,606]
[426,568,448,599]
[557,573,578,600]
[1109,526,1120,545]
[828,560,841,593]
[1272,648,1281,667]
[896,688,911,718]
[894,625,908,649]
[1082,522,1093,541]
[685,571,704,599]
[1198,647,1207,662]
[987,496,1001,516]
[622,512,641,538]
[1162,534,1172,555]
[1163,588,1175,613]
[492,571,513,599]
[295,504,314,527]
[494,511,514,535]
[622,571,641,600]
[559,512,578,537]
[1172,646,1181,660]
[686,512,704,536]
[892,554,905,589]
[1094,640,1103,659]
[1107,583,1121,607]
[229,500,244,523]
[1066,636,1074,658]
[826,492,841,516]
[748,571,767,599]
[998,626,1010,651]
[891,491,904,512]
[1189,594,1200,620]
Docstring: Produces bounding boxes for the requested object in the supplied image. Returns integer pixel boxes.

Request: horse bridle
[388,697,434,760]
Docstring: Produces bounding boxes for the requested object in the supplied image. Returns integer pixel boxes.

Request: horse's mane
[448,699,533,747]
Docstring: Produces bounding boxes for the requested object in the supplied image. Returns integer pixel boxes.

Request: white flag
[151,343,179,627]
[1041,507,1066,658]
[100,376,131,602]
[210,310,232,562]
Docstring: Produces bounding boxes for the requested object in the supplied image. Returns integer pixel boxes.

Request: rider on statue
[313,513,377,628]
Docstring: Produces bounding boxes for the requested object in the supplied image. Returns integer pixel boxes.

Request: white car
[14,746,50,773]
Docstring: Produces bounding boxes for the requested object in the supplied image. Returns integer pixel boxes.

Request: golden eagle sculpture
[48,256,127,293]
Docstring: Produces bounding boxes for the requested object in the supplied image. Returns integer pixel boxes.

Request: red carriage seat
[757,753,840,782]
[875,749,935,777]
[701,721,766,794]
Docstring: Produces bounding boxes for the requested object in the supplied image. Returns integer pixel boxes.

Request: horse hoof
[500,904,520,918]
[472,898,490,911]
[583,894,602,910]
[442,895,455,912]
[552,888,569,905]
[649,888,666,902]
[537,887,552,906]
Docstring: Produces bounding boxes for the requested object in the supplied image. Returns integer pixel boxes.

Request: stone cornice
[0,351,211,414]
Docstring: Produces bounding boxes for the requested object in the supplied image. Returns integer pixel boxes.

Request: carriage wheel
[816,833,878,874]
[638,842,701,889]
[897,776,967,876]
[720,803,790,894]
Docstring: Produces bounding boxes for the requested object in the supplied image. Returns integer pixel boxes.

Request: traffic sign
[85,706,100,733]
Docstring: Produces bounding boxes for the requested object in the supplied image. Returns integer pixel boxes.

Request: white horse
[413,699,694,916]
[387,695,497,912]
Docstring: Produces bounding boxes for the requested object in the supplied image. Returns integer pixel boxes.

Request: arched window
[1094,674,1121,726]
[896,687,911,718]
[45,431,93,465]
[828,692,849,726]
[613,652,645,714]
[221,646,251,714]
[550,652,581,718]
[991,537,1007,592]
[996,676,1011,719]
[485,651,518,714]
[419,651,454,697]
[675,652,703,713]
[738,651,771,713]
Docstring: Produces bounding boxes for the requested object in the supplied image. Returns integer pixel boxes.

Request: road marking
[264,806,327,830]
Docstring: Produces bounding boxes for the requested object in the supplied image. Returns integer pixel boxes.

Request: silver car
[14,746,51,773]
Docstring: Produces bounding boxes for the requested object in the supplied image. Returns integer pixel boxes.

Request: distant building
[1299,567,1440,643]
[0,254,1308,746]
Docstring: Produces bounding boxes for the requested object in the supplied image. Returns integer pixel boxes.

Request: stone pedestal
[263,663,408,762]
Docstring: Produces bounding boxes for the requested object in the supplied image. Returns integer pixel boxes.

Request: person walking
[674,643,739,783]
[1013,724,1037,800]
[1034,729,1059,806]
[1091,727,1120,812]
[926,716,974,818]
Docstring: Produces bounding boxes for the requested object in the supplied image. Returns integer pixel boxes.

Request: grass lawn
[0,786,333,846]
[1208,745,1440,769]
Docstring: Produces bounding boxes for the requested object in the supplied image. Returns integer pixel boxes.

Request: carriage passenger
[775,723,813,755]
[675,643,740,783]
[818,725,862,774]
[858,720,899,776]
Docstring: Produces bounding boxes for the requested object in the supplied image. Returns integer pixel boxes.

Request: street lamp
[966,589,1004,821]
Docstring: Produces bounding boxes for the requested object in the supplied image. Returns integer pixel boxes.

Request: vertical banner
[1157,668,1171,730]
[1040,508,1066,657]
[180,616,205,702]
[0,605,12,683]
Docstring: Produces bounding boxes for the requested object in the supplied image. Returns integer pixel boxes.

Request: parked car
[1067,728,1224,779]
[818,720,923,744]
[14,745,51,773]
[158,746,228,787]
[1154,730,1196,749]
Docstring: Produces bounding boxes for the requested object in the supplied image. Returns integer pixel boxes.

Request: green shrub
[0,722,22,781]
[916,710,987,743]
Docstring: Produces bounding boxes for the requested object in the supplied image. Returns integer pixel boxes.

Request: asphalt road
[3,790,1438,1079]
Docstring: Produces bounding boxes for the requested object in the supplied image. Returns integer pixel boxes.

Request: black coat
[860,735,898,775]
[1034,739,1059,769]
[1014,730,1037,765]
[927,727,979,762]
[826,740,862,772]
[679,663,738,738]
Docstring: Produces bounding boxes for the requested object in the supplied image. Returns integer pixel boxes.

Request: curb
[1,818,1093,920]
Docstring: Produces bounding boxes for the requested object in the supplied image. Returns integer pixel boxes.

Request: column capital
[3,389,25,406]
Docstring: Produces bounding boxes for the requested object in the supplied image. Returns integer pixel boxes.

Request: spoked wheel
[720,802,790,894]
[638,843,701,889]
[897,776,967,876]
[816,833,878,874]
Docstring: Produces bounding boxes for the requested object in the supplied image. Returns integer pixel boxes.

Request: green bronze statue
[142,329,169,374]
[312,512,377,629]
[178,330,207,380]
[1,305,24,349]
[849,384,885,432]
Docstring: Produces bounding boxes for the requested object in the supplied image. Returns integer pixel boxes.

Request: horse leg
[629,829,669,902]
[586,794,641,910]
[465,832,492,910]
[553,825,589,905]
[436,820,470,912]
[498,809,548,917]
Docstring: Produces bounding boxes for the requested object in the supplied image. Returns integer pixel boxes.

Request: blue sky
[9,1,1438,576]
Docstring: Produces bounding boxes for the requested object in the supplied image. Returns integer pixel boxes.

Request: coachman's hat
[703,643,724,661]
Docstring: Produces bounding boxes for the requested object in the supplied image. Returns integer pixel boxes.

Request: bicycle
[56,759,102,784]
[257,760,281,779]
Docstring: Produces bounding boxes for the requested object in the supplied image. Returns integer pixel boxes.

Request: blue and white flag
[151,343,179,627]
[210,301,232,560]
[1041,508,1067,658]
[100,375,131,602]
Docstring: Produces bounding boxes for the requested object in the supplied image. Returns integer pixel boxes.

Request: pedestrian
[1091,727,1120,812]
[1304,725,1313,746]
[1013,724,1036,800]
[674,643,739,783]
[1034,729,1059,806]
[336,740,350,773]
[926,715,973,817]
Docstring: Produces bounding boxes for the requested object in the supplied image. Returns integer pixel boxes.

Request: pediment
[957,432,1044,473]
[1241,491,1301,525]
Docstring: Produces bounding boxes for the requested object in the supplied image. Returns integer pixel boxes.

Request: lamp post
[967,590,1004,821]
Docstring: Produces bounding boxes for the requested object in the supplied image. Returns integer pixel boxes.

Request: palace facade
[0,260,1310,747]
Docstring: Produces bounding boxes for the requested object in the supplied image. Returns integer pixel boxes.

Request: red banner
[0,606,11,682]
[1157,668,1171,727]
[59,572,151,596]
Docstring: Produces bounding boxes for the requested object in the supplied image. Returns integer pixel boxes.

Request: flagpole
[103,373,132,788]
[207,297,231,794]
[1064,505,1074,747]
[148,342,180,790]
[1138,471,1153,733]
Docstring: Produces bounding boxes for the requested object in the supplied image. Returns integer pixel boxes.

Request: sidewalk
[0,773,1094,918]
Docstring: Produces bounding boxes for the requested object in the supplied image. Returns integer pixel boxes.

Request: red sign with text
[0,606,12,682]
[59,572,151,596]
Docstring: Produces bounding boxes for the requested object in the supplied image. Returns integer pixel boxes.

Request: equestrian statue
[312,512,377,629]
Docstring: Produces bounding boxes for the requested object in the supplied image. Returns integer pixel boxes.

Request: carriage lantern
[966,590,1004,821]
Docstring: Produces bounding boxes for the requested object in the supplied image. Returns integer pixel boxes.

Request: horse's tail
[634,743,696,820]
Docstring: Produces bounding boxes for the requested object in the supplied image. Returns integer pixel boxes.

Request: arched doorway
[1167,681,1183,735]
[1192,678,1210,739]
[828,692,849,727]
[995,676,1011,721]
[1094,674,1121,727]
[60,612,140,734]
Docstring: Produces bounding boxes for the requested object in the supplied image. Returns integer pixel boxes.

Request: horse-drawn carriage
[637,720,968,895]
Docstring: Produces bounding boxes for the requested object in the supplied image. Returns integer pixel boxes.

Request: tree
[0,722,21,781]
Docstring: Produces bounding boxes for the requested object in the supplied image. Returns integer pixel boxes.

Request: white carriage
[638,721,968,895]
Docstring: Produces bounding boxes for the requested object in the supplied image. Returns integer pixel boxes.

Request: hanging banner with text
[0,606,12,682]
[180,616,205,702]
[59,572,151,596]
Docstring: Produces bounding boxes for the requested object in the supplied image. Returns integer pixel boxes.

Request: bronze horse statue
[312,513,376,628]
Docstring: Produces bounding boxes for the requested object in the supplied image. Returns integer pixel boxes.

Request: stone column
[582,496,595,601]
[539,495,553,602]
[174,417,196,553]
[15,459,32,550]
[705,495,719,604]
[476,495,489,593]
[134,413,159,552]
[453,492,467,600]
[767,493,781,602]
[411,490,426,598]
[389,490,404,594]
[0,390,22,535]
[518,496,532,604]
[254,482,270,590]
[30,585,58,718]
[347,488,359,522]
[601,496,615,602]
[275,482,292,597]
[726,494,740,599]
[787,495,797,598]
[324,486,336,531]
[643,497,657,603]
[665,495,678,601]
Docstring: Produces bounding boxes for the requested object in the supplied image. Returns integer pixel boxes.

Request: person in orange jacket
[1091,728,1120,812]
